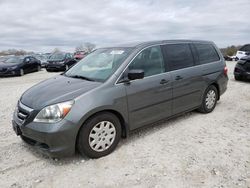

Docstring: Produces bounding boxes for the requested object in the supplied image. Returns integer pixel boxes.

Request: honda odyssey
[12,40,228,158]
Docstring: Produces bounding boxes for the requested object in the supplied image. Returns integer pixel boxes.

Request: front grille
[16,102,33,124]
[17,110,28,122]
[0,68,8,73]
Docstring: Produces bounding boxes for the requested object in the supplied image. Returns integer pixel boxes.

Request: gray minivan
[12,40,228,158]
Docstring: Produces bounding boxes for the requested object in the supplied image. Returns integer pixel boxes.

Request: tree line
[0,42,96,56]
[0,44,243,57]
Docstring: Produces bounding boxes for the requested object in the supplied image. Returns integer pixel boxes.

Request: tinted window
[194,43,220,64]
[163,44,194,71]
[128,46,165,77]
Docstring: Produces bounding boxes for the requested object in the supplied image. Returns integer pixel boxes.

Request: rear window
[163,44,194,71]
[194,43,220,64]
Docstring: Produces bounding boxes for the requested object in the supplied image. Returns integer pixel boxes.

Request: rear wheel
[198,85,218,113]
[77,112,121,158]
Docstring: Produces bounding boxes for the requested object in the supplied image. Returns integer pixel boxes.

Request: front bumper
[0,69,18,76]
[12,103,79,157]
[46,64,66,71]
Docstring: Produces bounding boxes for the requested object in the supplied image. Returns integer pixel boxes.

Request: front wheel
[65,65,69,71]
[19,69,24,76]
[37,65,41,72]
[198,85,218,113]
[234,75,242,81]
[77,112,121,158]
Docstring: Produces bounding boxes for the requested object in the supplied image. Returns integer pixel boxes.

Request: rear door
[123,45,173,130]
[162,43,203,114]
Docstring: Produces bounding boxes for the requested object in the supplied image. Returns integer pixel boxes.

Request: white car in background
[236,44,250,60]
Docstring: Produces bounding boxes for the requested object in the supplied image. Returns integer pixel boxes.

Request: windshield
[5,57,23,64]
[49,53,65,61]
[65,48,133,82]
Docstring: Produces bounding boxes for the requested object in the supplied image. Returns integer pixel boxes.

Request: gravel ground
[0,61,250,188]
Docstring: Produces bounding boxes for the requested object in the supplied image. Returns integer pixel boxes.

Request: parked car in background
[74,51,88,61]
[234,55,250,80]
[236,44,250,60]
[12,40,228,158]
[224,55,236,61]
[0,56,41,76]
[46,52,77,72]
[33,54,49,68]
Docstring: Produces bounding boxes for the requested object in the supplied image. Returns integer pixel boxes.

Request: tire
[235,75,242,81]
[77,112,122,158]
[19,69,24,76]
[46,69,51,72]
[37,65,41,72]
[65,65,69,71]
[198,85,218,113]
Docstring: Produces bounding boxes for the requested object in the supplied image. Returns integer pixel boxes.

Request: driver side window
[128,46,165,77]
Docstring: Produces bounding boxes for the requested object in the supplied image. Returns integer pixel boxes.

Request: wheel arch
[75,109,129,148]
[210,82,220,100]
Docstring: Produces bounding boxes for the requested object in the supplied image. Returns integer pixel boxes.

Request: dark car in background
[12,40,228,158]
[234,55,250,80]
[0,56,41,76]
[46,53,77,72]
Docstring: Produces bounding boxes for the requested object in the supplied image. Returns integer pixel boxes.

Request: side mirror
[25,58,30,63]
[127,69,144,80]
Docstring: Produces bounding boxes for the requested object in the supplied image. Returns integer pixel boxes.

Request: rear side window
[163,44,194,71]
[194,43,220,64]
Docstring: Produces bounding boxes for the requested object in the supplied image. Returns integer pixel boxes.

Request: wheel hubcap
[205,90,216,109]
[89,121,116,152]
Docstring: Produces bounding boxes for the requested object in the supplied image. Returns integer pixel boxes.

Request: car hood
[20,75,102,110]
[0,62,19,68]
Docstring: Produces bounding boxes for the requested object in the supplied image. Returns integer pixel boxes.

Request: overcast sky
[0,0,249,52]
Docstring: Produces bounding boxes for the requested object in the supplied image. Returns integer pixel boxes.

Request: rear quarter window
[194,43,220,64]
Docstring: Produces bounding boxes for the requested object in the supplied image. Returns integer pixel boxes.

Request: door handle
[160,79,169,84]
[175,75,183,80]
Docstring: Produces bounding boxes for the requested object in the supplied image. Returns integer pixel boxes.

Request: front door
[124,46,173,130]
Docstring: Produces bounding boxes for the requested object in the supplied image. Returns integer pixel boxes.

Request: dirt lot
[0,61,249,188]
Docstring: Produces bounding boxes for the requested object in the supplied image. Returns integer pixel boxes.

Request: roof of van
[113,40,214,48]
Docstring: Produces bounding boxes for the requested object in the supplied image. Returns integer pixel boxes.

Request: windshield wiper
[67,75,95,81]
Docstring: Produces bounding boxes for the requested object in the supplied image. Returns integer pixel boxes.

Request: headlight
[34,100,74,123]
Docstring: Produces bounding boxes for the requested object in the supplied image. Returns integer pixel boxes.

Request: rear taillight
[224,66,228,75]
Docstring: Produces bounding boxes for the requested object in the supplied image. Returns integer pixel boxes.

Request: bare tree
[75,44,86,52]
[83,42,96,53]
[52,48,61,54]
